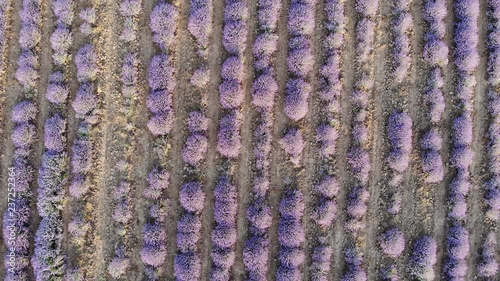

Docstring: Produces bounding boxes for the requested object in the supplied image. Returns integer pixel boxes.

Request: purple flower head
[279,247,305,268]
[75,44,97,82]
[182,133,208,166]
[252,73,277,109]
[187,111,209,133]
[179,181,205,213]
[147,111,174,136]
[149,2,179,49]
[217,111,242,158]
[44,114,66,152]
[279,189,305,219]
[144,168,170,200]
[280,128,305,165]
[12,101,37,123]
[211,225,237,248]
[72,83,96,116]
[378,228,405,258]
[12,123,36,148]
[284,78,310,121]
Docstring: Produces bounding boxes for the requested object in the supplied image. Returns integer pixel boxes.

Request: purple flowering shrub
[141,222,167,267]
[44,114,66,153]
[147,54,175,136]
[342,246,367,281]
[316,124,339,158]
[391,0,412,82]
[107,247,130,279]
[284,78,310,121]
[210,177,237,278]
[16,50,39,90]
[280,128,305,166]
[75,44,97,82]
[421,128,444,183]
[378,228,405,258]
[179,182,205,213]
[487,0,500,222]
[477,232,499,277]
[188,0,213,56]
[387,112,412,176]
[444,226,469,279]
[175,252,201,281]
[217,111,242,158]
[182,134,208,166]
[277,189,304,278]
[150,2,178,50]
[32,215,65,281]
[112,182,132,225]
[53,0,74,26]
[46,71,69,104]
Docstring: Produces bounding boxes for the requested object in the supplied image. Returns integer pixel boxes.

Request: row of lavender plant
[378,112,412,280]
[188,0,212,88]
[277,0,317,279]
[209,0,248,279]
[105,1,143,278]
[392,0,412,83]
[308,0,345,279]
[444,0,479,278]
[33,0,77,278]
[174,0,213,278]
[5,102,37,280]
[3,0,42,278]
[342,0,379,279]
[210,177,238,280]
[403,1,448,279]
[477,0,500,277]
[242,0,281,279]
[66,3,99,278]
[377,4,414,277]
[142,1,178,278]
[421,0,446,185]
[175,112,209,281]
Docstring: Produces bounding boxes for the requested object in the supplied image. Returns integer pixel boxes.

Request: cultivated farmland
[0,0,498,280]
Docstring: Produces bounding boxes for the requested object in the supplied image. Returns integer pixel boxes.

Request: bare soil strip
[302,1,325,279]
[267,0,290,279]
[362,1,393,279]
[433,0,456,276]
[329,0,357,279]
[93,0,121,277]
[135,0,155,278]
[467,0,489,278]
[0,0,18,277]
[200,0,224,278]
[233,0,257,279]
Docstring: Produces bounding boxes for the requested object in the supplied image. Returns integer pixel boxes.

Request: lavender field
[0,0,498,280]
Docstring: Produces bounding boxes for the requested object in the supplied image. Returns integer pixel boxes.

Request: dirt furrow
[467,0,489,277]
[93,0,121,277]
[233,0,257,278]
[0,0,20,278]
[267,0,290,279]
[364,1,390,279]
[200,0,224,277]
[134,0,155,278]
[408,0,431,238]
[433,0,456,276]
[330,0,356,279]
